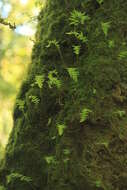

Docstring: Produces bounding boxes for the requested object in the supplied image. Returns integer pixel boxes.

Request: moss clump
[1,0,127,189]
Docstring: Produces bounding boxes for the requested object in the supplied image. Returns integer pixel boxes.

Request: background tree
[1,0,127,189]
[0,0,38,146]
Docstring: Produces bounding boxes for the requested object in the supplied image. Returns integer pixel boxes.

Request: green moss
[1,0,127,189]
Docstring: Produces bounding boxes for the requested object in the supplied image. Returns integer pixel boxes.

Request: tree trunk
[1,0,127,189]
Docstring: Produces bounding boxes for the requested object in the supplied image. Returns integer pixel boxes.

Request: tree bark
[1,0,127,189]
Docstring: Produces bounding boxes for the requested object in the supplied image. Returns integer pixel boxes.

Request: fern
[45,156,56,164]
[47,118,52,126]
[80,108,92,123]
[46,39,60,49]
[46,39,65,64]
[29,95,40,105]
[67,31,87,43]
[56,124,67,136]
[7,173,32,184]
[48,70,61,88]
[69,10,90,26]
[96,0,104,4]
[0,186,5,190]
[119,50,127,59]
[63,149,70,155]
[35,75,45,88]
[101,22,110,37]
[73,45,81,55]
[16,99,25,111]
[67,68,79,82]
[76,32,88,43]
[114,110,126,118]
[95,180,102,188]
[108,40,115,48]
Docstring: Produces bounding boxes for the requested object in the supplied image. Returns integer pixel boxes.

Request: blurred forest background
[0,0,41,157]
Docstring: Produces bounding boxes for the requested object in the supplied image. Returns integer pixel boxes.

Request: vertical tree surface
[1,0,127,189]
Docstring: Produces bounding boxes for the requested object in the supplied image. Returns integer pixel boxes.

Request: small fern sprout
[35,75,45,89]
[48,70,61,89]
[96,0,104,5]
[46,39,64,64]
[46,39,60,49]
[69,10,90,26]
[56,124,67,136]
[29,95,40,105]
[114,110,126,118]
[7,173,32,186]
[80,108,92,123]
[67,67,79,82]
[67,31,87,43]
[119,50,127,60]
[101,21,110,37]
[44,156,56,165]
[73,45,80,55]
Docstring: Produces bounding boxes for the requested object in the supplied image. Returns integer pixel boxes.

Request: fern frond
[67,68,79,82]
[101,22,110,37]
[56,124,66,136]
[80,108,92,123]
[29,95,40,104]
[35,75,45,88]
[48,70,61,88]
[73,45,81,55]
[69,10,90,26]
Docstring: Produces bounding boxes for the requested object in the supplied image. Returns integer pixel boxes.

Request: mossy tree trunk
[1,0,127,189]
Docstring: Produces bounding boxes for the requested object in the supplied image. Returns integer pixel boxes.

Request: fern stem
[57,47,65,65]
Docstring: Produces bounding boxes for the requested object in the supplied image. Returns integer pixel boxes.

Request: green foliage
[80,108,92,123]
[63,149,70,155]
[16,99,25,111]
[47,118,52,126]
[67,67,79,82]
[108,40,115,48]
[93,88,97,95]
[96,0,104,5]
[48,70,61,88]
[69,10,90,26]
[44,156,56,165]
[46,39,64,64]
[46,39,60,49]
[95,180,102,187]
[96,141,109,148]
[2,1,127,190]
[56,124,67,136]
[119,50,127,59]
[67,31,87,43]
[114,110,126,118]
[101,22,110,37]
[73,45,81,55]
[7,173,32,184]
[35,75,45,89]
[29,95,40,104]
[0,186,5,190]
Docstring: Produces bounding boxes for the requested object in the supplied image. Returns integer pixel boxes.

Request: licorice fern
[69,10,90,26]
[80,108,92,123]
[35,75,45,89]
[48,70,61,88]
[67,67,79,82]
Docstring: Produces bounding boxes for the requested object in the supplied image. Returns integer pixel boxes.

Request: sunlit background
[0,0,41,152]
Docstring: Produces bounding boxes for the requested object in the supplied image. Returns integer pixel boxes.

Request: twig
[0,17,16,30]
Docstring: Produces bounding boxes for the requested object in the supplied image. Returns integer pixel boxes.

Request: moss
[1,0,127,189]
